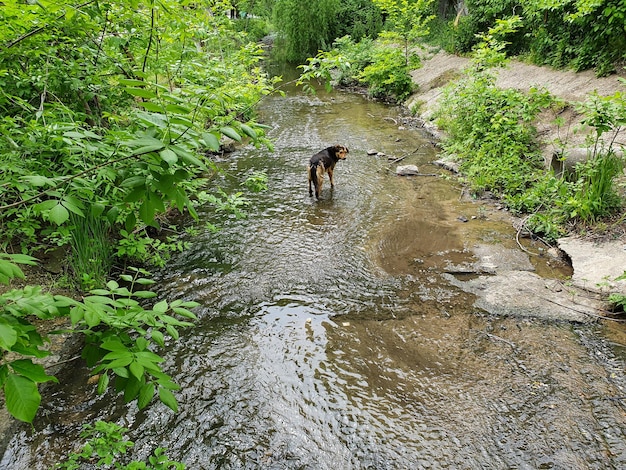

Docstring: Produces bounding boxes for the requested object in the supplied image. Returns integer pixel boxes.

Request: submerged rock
[396,164,419,176]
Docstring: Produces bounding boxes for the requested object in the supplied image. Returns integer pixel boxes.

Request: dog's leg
[315,165,324,199]
[328,167,335,188]
[308,166,313,197]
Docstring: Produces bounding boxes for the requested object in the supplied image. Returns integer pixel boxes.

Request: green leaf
[100,340,128,352]
[165,104,191,114]
[97,373,109,394]
[0,260,25,284]
[220,126,241,142]
[240,124,257,139]
[159,148,178,165]
[202,132,221,151]
[119,78,149,87]
[138,382,155,409]
[153,300,168,314]
[166,324,179,340]
[49,202,70,225]
[10,360,58,383]
[139,101,167,113]
[158,387,178,412]
[0,321,18,350]
[151,330,165,347]
[123,377,142,403]
[21,175,53,187]
[170,145,206,169]
[125,88,157,99]
[129,361,145,381]
[4,373,40,423]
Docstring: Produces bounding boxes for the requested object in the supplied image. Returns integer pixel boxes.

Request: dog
[307,145,349,199]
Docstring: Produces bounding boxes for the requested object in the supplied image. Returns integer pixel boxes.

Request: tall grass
[69,211,112,290]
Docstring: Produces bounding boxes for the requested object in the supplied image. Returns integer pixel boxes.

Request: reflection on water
[2,73,626,470]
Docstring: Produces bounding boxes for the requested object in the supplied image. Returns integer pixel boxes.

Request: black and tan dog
[307,145,349,199]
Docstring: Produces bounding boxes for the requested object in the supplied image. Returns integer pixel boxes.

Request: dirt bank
[406,50,626,321]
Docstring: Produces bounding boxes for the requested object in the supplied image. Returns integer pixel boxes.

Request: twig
[44,355,82,370]
[484,332,519,351]
[541,297,626,322]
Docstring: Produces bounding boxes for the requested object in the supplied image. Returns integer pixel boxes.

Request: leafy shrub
[57,420,184,469]
[358,46,415,101]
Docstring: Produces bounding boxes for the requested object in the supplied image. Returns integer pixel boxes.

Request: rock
[367,149,378,155]
[396,164,419,176]
[557,237,626,295]
[433,158,460,173]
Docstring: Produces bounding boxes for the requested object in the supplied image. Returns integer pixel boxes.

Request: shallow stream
[2,68,626,469]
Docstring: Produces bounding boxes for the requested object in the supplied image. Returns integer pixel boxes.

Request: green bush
[358,46,415,101]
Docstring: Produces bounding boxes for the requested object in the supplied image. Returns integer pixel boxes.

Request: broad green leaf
[129,361,145,381]
[166,324,179,340]
[139,101,166,113]
[169,116,194,127]
[10,360,58,383]
[131,143,165,156]
[151,330,165,347]
[134,291,157,299]
[1,254,37,265]
[240,124,257,139]
[159,148,178,165]
[61,198,84,217]
[34,199,58,212]
[106,356,134,369]
[165,104,191,114]
[138,382,155,409]
[153,300,168,314]
[4,373,40,423]
[202,132,221,151]
[0,260,26,284]
[49,203,70,225]
[100,340,128,352]
[172,307,198,320]
[158,387,178,412]
[0,321,18,350]
[125,88,157,99]
[121,176,147,188]
[139,199,156,225]
[119,78,149,87]
[220,126,241,142]
[21,175,53,187]
[84,308,101,328]
[123,377,142,403]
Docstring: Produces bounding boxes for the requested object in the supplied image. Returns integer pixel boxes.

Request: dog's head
[333,145,349,160]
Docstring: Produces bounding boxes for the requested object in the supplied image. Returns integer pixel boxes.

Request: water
[2,71,626,470]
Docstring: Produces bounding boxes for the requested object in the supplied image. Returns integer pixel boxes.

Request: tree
[272,0,340,62]
[373,0,436,65]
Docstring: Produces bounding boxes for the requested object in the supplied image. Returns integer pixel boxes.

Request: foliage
[334,0,385,41]
[373,0,436,65]
[358,45,416,100]
[0,257,198,423]
[272,0,340,62]
[68,211,112,291]
[437,18,551,194]
[445,0,626,76]
[297,34,414,102]
[57,420,184,469]
[0,0,275,274]
[436,16,625,241]
[608,271,626,312]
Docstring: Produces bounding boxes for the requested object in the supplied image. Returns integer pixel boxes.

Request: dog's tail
[309,161,321,197]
